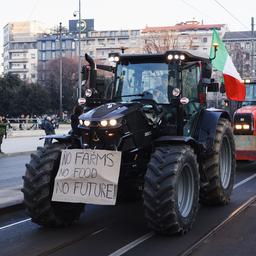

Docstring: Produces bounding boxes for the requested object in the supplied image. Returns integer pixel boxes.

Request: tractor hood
[79,102,140,121]
[236,106,256,116]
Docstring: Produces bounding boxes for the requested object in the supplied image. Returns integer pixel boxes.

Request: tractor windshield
[242,83,256,106]
[114,62,173,103]
[114,60,201,104]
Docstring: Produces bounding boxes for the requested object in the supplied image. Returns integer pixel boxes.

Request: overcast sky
[0,0,255,55]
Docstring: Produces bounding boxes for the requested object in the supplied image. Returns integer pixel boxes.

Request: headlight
[167,54,186,61]
[167,54,173,60]
[79,120,83,125]
[114,56,120,62]
[174,54,179,60]
[235,124,251,130]
[100,120,108,127]
[84,120,91,127]
[172,88,180,97]
[109,56,115,62]
[243,124,250,130]
[85,89,92,97]
[235,124,242,130]
[180,54,185,60]
[109,119,117,126]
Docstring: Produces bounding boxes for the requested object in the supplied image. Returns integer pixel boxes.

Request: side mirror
[207,82,219,92]
[199,78,219,92]
[220,83,226,93]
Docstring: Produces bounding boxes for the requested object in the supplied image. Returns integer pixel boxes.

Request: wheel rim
[220,135,232,189]
[177,165,195,218]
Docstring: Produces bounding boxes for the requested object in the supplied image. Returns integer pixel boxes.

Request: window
[107,39,115,44]
[42,42,46,50]
[31,53,35,59]
[202,37,207,43]
[52,41,56,50]
[52,51,56,58]
[98,39,105,45]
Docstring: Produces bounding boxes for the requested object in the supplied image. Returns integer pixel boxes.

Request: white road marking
[0,218,31,230]
[1,172,256,254]
[91,227,106,236]
[108,172,256,256]
[108,232,154,256]
[234,173,256,189]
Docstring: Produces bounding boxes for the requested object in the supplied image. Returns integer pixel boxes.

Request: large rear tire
[22,142,84,227]
[200,118,236,205]
[143,145,199,235]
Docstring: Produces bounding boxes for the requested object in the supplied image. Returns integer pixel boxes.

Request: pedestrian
[0,116,7,153]
[2,116,8,138]
[44,116,55,146]
[71,105,84,136]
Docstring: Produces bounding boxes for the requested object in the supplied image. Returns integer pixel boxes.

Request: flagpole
[251,17,255,79]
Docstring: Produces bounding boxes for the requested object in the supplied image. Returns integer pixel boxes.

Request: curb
[0,151,34,158]
[0,202,24,215]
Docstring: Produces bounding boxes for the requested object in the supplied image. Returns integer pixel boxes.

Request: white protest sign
[52,149,122,205]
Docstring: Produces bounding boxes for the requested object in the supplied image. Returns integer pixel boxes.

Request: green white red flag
[210,29,246,101]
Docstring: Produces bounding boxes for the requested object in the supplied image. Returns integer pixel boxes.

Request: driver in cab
[153,74,169,103]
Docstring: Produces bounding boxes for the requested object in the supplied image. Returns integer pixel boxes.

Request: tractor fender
[195,108,231,154]
[39,134,77,143]
[154,135,200,153]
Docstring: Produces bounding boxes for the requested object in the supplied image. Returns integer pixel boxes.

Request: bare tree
[142,29,194,53]
[42,57,78,112]
[143,31,176,53]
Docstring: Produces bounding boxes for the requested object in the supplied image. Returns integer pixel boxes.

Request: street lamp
[59,22,63,119]
[74,0,82,98]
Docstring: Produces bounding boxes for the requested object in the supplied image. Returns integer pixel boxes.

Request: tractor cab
[234,79,256,160]
[84,50,219,137]
[241,80,256,107]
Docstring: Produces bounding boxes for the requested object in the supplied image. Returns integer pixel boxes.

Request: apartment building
[141,20,228,54]
[3,21,46,83]
[37,19,141,84]
[223,31,256,79]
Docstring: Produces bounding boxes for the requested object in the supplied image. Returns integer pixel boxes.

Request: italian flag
[210,29,246,101]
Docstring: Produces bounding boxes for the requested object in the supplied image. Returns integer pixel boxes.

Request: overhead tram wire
[181,0,253,45]
[180,0,220,24]
[213,0,250,31]
[27,0,40,20]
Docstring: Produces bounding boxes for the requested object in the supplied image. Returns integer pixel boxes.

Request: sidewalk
[1,124,70,155]
[0,125,70,211]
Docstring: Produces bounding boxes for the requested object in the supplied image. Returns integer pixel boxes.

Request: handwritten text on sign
[52,149,122,205]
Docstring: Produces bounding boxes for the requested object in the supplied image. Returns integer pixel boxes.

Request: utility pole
[59,22,63,119]
[251,17,255,79]
[78,0,82,98]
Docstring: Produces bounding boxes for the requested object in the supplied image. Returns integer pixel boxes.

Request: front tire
[22,142,84,227]
[143,145,199,235]
[200,118,236,205]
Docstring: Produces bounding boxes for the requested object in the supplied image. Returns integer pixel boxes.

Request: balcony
[8,68,29,73]
[8,58,28,63]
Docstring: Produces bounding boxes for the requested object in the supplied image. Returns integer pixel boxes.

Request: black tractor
[22,50,236,235]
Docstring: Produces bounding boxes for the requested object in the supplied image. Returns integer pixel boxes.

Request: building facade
[37,19,141,85]
[223,31,256,79]
[3,21,46,83]
[141,20,228,54]
[3,19,235,85]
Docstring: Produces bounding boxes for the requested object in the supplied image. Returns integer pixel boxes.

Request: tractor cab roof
[109,49,210,64]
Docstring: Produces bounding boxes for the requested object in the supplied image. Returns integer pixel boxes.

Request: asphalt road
[0,159,256,256]
[0,154,30,189]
